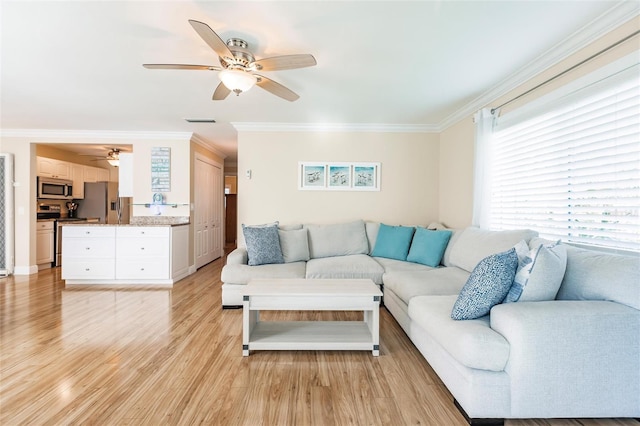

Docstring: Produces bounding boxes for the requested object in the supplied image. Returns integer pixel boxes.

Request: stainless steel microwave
[37,177,73,199]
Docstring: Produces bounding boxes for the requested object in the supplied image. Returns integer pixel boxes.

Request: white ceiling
[1,1,636,162]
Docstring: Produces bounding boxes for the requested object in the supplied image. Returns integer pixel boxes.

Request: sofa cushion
[556,243,640,310]
[306,254,384,284]
[451,248,518,320]
[383,267,469,305]
[221,262,306,285]
[505,241,567,303]
[371,223,415,261]
[374,257,435,274]
[407,228,453,267]
[242,223,284,266]
[365,221,380,253]
[305,220,369,259]
[408,295,510,371]
[279,223,303,231]
[278,228,310,263]
[448,227,538,272]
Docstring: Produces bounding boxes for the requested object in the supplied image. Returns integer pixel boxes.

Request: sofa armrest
[226,247,248,265]
[490,300,640,418]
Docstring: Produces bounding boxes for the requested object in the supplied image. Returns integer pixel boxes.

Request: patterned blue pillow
[242,223,284,266]
[451,248,518,320]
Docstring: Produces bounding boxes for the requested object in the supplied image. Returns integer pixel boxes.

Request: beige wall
[438,17,639,228]
[438,118,475,229]
[237,131,439,237]
[224,176,237,194]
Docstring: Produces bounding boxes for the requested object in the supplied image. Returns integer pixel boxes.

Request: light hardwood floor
[0,256,637,426]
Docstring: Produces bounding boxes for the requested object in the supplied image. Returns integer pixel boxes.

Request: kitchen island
[61,224,190,286]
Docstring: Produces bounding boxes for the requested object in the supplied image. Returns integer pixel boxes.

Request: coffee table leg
[243,297,258,356]
[364,307,380,356]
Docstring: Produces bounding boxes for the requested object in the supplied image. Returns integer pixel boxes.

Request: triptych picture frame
[298,162,381,191]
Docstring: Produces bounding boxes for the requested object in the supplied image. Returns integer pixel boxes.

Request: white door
[195,155,223,268]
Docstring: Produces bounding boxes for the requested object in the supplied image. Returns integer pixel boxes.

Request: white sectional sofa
[221,220,640,423]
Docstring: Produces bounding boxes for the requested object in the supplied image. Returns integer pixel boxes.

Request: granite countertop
[55,216,190,227]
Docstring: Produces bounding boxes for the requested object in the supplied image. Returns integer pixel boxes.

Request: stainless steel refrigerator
[76,181,130,224]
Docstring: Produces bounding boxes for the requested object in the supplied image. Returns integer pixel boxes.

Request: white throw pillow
[504,241,567,303]
[278,228,310,263]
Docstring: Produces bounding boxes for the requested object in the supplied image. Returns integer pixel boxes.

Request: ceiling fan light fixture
[219,69,257,95]
[106,149,120,167]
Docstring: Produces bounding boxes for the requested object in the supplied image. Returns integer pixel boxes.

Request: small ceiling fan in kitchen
[80,148,122,167]
[143,19,316,101]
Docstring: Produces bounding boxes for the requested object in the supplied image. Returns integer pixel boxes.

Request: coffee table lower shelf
[243,321,378,355]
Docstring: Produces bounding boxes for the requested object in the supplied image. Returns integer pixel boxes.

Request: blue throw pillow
[451,248,518,320]
[242,223,284,266]
[407,228,453,267]
[371,223,415,261]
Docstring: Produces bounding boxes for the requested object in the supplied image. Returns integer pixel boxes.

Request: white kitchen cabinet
[84,165,110,183]
[37,157,70,179]
[97,168,110,182]
[116,227,170,279]
[70,163,85,199]
[61,226,116,280]
[36,221,54,268]
[83,166,98,183]
[62,225,190,285]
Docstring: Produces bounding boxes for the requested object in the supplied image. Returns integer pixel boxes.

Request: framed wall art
[299,163,326,190]
[151,147,171,191]
[353,163,380,191]
[298,162,380,191]
[328,163,351,189]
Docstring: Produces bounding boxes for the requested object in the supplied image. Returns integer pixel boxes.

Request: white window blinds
[489,62,640,252]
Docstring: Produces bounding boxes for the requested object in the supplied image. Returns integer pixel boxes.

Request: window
[485,60,639,252]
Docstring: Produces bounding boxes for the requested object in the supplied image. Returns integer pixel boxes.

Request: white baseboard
[14,265,39,275]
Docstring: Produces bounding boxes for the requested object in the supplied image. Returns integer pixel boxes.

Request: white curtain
[471,108,498,229]
[471,108,499,229]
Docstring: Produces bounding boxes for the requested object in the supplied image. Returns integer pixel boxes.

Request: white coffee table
[241,278,382,356]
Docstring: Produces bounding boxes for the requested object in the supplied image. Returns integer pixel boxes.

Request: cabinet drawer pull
[140,268,145,271]
[85,247,91,250]
[140,247,145,250]
[85,268,90,271]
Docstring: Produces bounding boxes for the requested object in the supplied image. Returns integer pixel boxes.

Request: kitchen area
[31,143,195,286]
[35,148,131,271]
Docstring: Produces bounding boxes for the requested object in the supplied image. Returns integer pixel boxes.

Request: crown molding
[231,122,439,133]
[437,1,640,131]
[190,133,228,159]
[0,128,193,141]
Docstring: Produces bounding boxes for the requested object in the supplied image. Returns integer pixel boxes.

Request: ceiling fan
[104,149,120,167]
[80,148,122,166]
[143,20,316,102]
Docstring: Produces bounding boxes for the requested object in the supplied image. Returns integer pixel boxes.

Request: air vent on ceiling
[185,119,216,123]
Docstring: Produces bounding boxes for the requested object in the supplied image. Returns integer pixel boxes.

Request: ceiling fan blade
[143,64,222,71]
[188,19,234,59]
[255,75,300,102]
[212,82,231,100]
[254,54,317,71]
